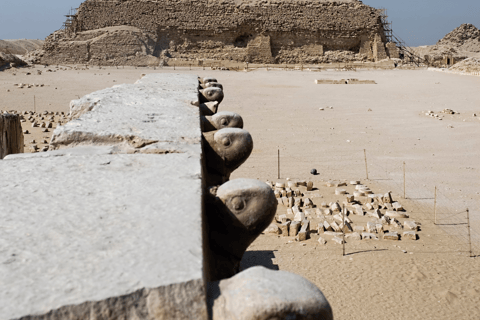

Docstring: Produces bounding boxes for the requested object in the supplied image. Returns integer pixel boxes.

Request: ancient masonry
[0,74,333,319]
[37,0,399,65]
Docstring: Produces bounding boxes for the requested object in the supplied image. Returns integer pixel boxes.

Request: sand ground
[1,65,479,319]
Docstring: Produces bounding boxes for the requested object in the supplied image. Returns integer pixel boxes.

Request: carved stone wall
[39,0,393,65]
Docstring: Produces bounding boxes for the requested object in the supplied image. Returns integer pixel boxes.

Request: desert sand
[1,65,479,319]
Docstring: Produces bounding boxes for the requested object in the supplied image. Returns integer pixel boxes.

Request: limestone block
[315,208,323,216]
[281,196,289,207]
[361,232,379,240]
[294,212,305,222]
[404,221,418,231]
[0,152,208,319]
[376,223,384,233]
[392,202,404,211]
[297,221,309,241]
[287,181,297,188]
[293,188,302,197]
[365,203,374,210]
[324,208,332,215]
[403,231,417,240]
[274,190,281,198]
[285,188,293,198]
[278,214,288,224]
[346,232,362,241]
[280,190,287,197]
[208,266,333,320]
[353,204,364,215]
[350,180,360,185]
[297,180,307,186]
[304,208,315,216]
[304,197,313,208]
[354,191,365,197]
[384,192,393,203]
[390,218,403,229]
[275,182,285,189]
[346,195,354,203]
[289,221,301,237]
[324,231,343,237]
[336,182,347,187]
[330,221,341,232]
[318,237,327,245]
[331,202,341,212]
[288,197,294,208]
[366,222,377,233]
[280,222,290,236]
[333,236,344,244]
[383,232,400,241]
[323,221,333,232]
[385,211,409,219]
[367,208,382,219]
[335,188,346,195]
[292,205,301,214]
[354,226,365,232]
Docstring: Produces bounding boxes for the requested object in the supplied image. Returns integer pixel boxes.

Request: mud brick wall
[41,0,392,65]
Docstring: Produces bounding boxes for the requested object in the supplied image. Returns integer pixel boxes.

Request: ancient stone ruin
[34,0,399,66]
[0,74,333,319]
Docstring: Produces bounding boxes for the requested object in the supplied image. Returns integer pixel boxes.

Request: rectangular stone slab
[50,73,201,155]
[0,151,206,319]
[0,73,208,319]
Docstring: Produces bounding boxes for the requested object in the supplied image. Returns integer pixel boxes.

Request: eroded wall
[41,0,391,65]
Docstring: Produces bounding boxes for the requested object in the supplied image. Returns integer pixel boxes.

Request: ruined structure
[36,0,398,65]
[0,74,333,319]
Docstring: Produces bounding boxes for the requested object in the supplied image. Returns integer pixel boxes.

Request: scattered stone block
[292,205,301,214]
[303,198,313,208]
[335,188,346,195]
[354,191,365,197]
[275,182,285,189]
[294,198,303,207]
[353,204,363,215]
[403,231,417,240]
[289,221,301,237]
[390,218,403,229]
[304,208,315,216]
[383,232,399,240]
[287,208,293,215]
[336,182,347,187]
[350,180,360,185]
[332,236,344,244]
[324,208,332,215]
[346,195,354,203]
[330,221,341,232]
[385,211,409,219]
[281,197,289,207]
[294,212,305,222]
[297,222,309,241]
[287,181,297,188]
[404,221,418,231]
[293,189,302,197]
[324,231,343,237]
[315,208,323,216]
[280,190,287,197]
[297,180,307,186]
[331,202,341,212]
[346,232,361,241]
[366,222,377,233]
[280,222,291,236]
[354,226,365,232]
[318,237,327,245]
[278,214,288,224]
[376,223,383,233]
[361,232,378,240]
[321,202,328,208]
[392,202,404,211]
[323,221,333,232]
[286,189,292,198]
[326,181,335,187]
[365,203,374,210]
[288,197,294,208]
[384,192,393,203]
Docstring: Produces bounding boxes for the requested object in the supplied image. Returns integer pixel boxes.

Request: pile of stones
[265,179,419,245]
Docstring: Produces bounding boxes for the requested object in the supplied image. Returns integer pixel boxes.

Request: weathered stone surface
[51,74,201,155]
[385,211,409,219]
[265,224,280,234]
[208,266,333,320]
[289,221,301,237]
[384,231,400,240]
[362,232,379,240]
[0,151,207,320]
[333,236,345,244]
[403,231,417,240]
[346,232,362,241]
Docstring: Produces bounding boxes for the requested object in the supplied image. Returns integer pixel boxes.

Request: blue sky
[0,0,478,46]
